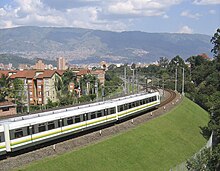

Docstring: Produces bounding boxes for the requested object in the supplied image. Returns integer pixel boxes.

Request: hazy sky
[0,0,219,35]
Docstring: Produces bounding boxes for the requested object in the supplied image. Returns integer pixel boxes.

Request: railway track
[159,89,177,107]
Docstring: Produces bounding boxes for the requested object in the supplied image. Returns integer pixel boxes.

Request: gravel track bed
[0,91,182,171]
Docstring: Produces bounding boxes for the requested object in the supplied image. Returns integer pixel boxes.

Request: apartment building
[36,70,61,104]
[9,70,63,106]
[91,69,105,85]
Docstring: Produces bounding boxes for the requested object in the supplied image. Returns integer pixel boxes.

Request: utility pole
[136,68,139,93]
[102,85,105,101]
[95,80,98,101]
[132,69,134,94]
[25,83,30,114]
[124,66,127,94]
[146,77,148,93]
[162,77,165,97]
[182,67,185,96]
[175,68,177,92]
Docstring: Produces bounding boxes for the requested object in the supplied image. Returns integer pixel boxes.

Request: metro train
[0,91,160,156]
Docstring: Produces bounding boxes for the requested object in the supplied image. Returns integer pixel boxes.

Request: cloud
[193,0,220,5]
[180,10,202,19]
[209,9,216,14]
[163,14,169,19]
[0,0,184,31]
[178,25,193,34]
[108,0,182,17]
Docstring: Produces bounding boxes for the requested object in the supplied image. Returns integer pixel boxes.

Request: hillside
[0,26,212,63]
[0,54,56,68]
[20,98,209,170]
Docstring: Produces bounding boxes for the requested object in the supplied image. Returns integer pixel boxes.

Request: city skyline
[0,0,219,35]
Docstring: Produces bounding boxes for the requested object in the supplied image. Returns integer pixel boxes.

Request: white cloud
[209,9,216,14]
[193,0,220,5]
[108,0,182,17]
[181,10,202,19]
[178,25,193,34]
[163,14,169,19]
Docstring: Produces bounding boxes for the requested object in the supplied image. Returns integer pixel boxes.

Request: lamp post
[182,67,185,96]
[124,66,127,95]
[174,60,179,92]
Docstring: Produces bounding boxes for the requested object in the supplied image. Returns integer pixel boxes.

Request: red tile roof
[10,70,36,79]
[0,70,10,78]
[56,70,65,76]
[77,69,91,76]
[36,70,56,78]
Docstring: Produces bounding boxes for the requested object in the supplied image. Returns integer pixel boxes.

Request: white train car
[0,125,6,155]
[0,92,160,154]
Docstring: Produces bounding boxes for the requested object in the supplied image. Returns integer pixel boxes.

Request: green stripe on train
[118,102,158,117]
[0,145,6,149]
[11,102,158,147]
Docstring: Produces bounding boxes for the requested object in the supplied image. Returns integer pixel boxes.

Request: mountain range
[0,26,213,64]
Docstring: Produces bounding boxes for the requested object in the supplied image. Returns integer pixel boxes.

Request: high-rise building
[57,57,67,70]
[33,59,46,70]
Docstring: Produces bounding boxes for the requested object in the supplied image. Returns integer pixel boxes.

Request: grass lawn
[19,98,209,171]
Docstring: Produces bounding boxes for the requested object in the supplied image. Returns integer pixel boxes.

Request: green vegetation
[19,98,208,171]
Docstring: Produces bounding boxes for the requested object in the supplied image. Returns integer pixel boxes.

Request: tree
[186,28,220,170]
[0,74,11,102]
[158,57,169,68]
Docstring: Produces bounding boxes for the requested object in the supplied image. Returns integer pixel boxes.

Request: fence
[170,132,213,171]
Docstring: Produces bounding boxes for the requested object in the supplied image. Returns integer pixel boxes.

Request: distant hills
[0,26,213,64]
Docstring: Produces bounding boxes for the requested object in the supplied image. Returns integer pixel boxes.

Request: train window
[0,133,5,142]
[58,119,64,127]
[140,100,143,105]
[31,126,35,134]
[75,115,81,123]
[14,129,23,139]
[27,126,35,135]
[97,110,102,118]
[118,105,123,112]
[27,126,30,135]
[135,101,140,107]
[67,117,73,125]
[109,108,115,114]
[48,121,55,130]
[83,113,88,121]
[91,112,96,119]
[38,123,46,132]
[132,102,135,107]
[128,103,132,109]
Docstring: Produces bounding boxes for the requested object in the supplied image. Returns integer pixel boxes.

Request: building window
[39,91,42,96]
[38,85,41,89]
[28,80,32,83]
[2,107,9,111]
[46,91,49,96]
[39,98,42,101]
